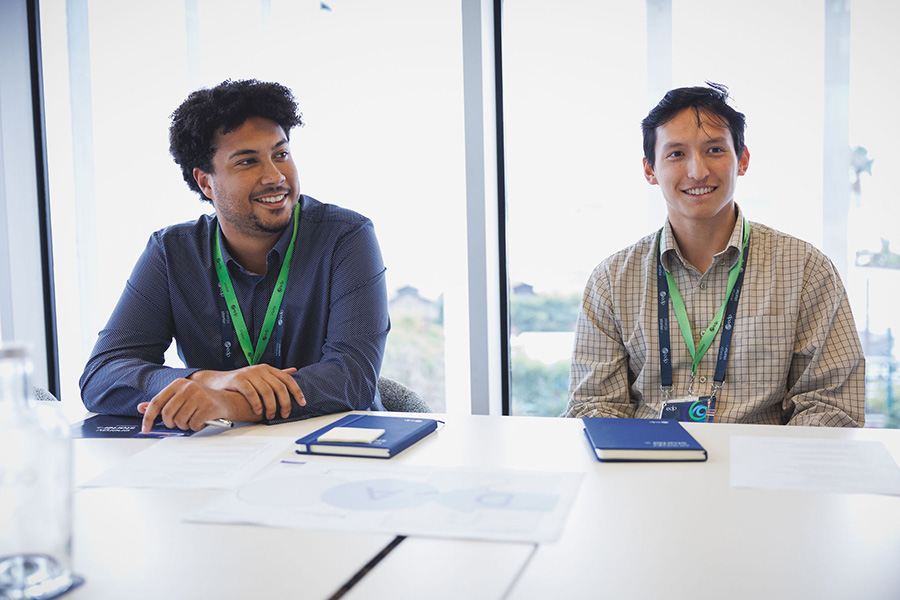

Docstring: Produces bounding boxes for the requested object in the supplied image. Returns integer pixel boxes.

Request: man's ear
[193,167,214,199]
[737,146,750,176]
[643,158,658,185]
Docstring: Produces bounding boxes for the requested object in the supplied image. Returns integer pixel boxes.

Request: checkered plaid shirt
[566,206,865,426]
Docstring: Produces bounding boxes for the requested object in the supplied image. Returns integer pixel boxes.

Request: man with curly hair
[80,79,390,432]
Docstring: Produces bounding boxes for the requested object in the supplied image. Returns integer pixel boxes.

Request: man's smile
[684,186,716,196]
[254,191,289,204]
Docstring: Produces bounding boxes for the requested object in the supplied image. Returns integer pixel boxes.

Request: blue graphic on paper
[321,479,438,510]
[320,480,557,512]
[436,487,558,512]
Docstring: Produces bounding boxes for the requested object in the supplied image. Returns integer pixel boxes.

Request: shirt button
[700,282,707,290]
[699,376,707,384]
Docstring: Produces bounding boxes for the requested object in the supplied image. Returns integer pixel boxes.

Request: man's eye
[708,147,725,154]
[668,151,684,158]
[275,151,290,159]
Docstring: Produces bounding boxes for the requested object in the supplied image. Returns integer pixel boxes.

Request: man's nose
[687,152,709,180]
[260,159,286,186]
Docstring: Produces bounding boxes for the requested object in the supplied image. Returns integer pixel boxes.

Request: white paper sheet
[730,436,900,496]
[81,436,295,489]
[187,460,584,543]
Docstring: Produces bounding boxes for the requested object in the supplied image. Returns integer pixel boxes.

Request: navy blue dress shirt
[80,195,389,423]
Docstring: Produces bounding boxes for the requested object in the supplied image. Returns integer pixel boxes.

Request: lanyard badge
[657,218,750,422]
[660,397,717,422]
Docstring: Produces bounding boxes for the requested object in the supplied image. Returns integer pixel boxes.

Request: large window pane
[848,0,900,427]
[504,1,650,417]
[504,0,897,427]
[41,0,465,418]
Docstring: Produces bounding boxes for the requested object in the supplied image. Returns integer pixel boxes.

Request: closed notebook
[582,417,707,462]
[295,413,439,458]
[72,414,196,438]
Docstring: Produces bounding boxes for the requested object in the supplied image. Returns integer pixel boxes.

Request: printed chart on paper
[188,460,583,543]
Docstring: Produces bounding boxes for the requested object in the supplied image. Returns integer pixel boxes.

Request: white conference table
[69,413,900,600]
[69,419,397,600]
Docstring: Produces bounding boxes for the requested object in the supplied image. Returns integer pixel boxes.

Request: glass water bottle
[0,345,77,599]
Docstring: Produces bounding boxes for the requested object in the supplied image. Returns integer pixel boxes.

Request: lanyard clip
[706,382,722,423]
[686,373,696,397]
[706,395,718,423]
[660,385,673,401]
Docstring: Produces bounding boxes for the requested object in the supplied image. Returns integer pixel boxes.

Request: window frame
[0,0,58,395]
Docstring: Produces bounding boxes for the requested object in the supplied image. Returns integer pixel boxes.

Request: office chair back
[378,377,431,413]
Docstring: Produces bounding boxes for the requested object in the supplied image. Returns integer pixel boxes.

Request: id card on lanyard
[657,218,750,422]
[214,204,299,369]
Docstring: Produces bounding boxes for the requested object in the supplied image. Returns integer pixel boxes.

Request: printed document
[730,436,900,496]
[188,460,583,543]
[81,436,294,489]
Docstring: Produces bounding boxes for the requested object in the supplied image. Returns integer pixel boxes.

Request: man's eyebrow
[660,141,685,151]
[228,148,258,160]
[227,139,289,161]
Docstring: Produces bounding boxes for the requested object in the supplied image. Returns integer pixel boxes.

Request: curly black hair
[169,79,304,201]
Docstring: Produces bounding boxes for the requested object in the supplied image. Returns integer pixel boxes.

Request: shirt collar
[660,204,746,272]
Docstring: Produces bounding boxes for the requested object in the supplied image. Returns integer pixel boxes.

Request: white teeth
[257,194,286,204]
[685,187,714,196]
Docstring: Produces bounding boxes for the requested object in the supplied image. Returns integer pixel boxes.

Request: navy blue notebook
[72,414,196,438]
[295,413,439,458]
[582,417,707,462]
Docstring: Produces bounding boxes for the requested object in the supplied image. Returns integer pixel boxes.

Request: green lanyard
[213,205,299,366]
[665,218,750,380]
